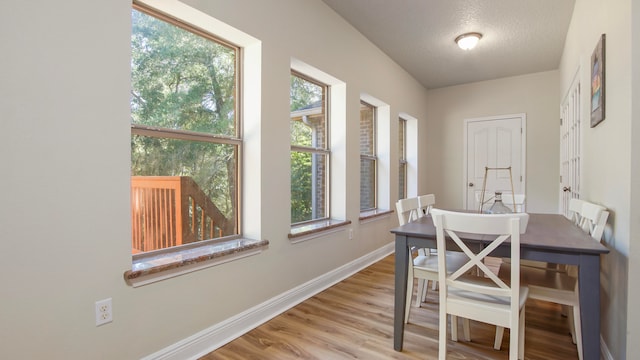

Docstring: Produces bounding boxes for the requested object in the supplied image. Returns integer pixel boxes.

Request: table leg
[394,235,409,351]
[578,254,601,360]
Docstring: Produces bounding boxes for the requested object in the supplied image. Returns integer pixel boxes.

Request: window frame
[289,70,331,225]
[130,3,243,258]
[359,100,378,212]
[398,117,407,200]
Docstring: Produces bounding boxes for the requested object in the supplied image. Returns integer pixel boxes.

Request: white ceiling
[320,0,576,89]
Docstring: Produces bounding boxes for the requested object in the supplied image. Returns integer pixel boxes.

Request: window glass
[130,7,240,254]
[360,101,377,211]
[290,73,329,223]
[399,118,407,199]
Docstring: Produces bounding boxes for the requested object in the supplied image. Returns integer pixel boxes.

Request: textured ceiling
[321,0,576,89]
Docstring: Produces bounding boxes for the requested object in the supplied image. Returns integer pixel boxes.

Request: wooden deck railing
[131,176,231,253]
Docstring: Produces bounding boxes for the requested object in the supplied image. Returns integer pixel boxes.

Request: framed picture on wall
[590,34,606,128]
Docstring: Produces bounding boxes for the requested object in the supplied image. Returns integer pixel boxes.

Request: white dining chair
[494,193,550,282]
[527,197,584,271]
[415,194,438,301]
[417,193,436,217]
[395,197,468,323]
[498,201,608,360]
[432,209,530,360]
[568,198,585,226]
[578,201,607,241]
[514,197,584,273]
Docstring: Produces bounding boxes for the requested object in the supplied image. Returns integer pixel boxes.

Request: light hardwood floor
[201,255,580,359]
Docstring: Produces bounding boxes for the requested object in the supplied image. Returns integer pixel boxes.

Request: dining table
[390,212,609,360]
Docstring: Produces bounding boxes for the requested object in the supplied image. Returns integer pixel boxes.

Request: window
[398,117,407,200]
[360,101,377,211]
[290,72,329,224]
[130,6,240,254]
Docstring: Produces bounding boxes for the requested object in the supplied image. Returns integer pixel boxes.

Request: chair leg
[573,305,583,360]
[494,326,505,350]
[509,324,519,360]
[415,279,426,307]
[568,307,577,344]
[462,318,471,341]
[518,307,526,360]
[507,307,523,360]
[404,267,414,323]
[422,279,431,302]
[439,308,447,360]
[451,316,471,342]
[451,315,458,342]
[420,279,436,305]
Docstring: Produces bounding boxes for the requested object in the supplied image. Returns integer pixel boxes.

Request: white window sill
[359,209,393,224]
[288,219,352,243]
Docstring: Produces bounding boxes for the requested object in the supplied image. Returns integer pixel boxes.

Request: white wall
[0,0,134,357]
[0,0,429,358]
[558,0,632,358]
[629,0,640,358]
[425,71,560,213]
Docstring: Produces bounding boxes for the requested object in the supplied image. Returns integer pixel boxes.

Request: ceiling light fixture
[455,32,482,50]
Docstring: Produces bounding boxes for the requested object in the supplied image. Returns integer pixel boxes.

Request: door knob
[563,186,571,192]
[468,182,474,187]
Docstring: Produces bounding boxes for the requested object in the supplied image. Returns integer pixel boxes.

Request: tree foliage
[130,9,237,223]
[131,10,236,135]
[290,151,313,223]
[290,75,325,223]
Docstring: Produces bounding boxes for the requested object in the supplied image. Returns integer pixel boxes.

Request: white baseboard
[142,242,395,360]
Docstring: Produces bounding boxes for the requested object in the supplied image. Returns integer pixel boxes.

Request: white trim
[137,0,260,46]
[289,226,345,244]
[291,57,343,86]
[141,242,395,360]
[399,113,419,198]
[359,212,392,225]
[558,68,581,215]
[462,113,527,210]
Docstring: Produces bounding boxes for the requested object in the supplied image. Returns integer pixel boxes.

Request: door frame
[462,113,527,210]
[559,69,581,216]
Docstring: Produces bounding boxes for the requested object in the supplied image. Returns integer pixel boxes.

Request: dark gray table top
[391,212,609,255]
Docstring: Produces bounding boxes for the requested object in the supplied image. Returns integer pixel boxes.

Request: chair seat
[413,251,468,274]
[499,263,576,304]
[448,275,529,310]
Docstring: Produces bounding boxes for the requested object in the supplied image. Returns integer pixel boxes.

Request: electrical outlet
[95,298,113,326]
[349,229,353,240]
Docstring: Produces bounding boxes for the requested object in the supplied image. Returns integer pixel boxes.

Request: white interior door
[560,75,581,216]
[464,115,525,211]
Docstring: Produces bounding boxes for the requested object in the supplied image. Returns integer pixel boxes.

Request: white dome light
[455,32,482,50]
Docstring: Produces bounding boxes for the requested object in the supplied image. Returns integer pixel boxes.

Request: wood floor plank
[201,255,580,359]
